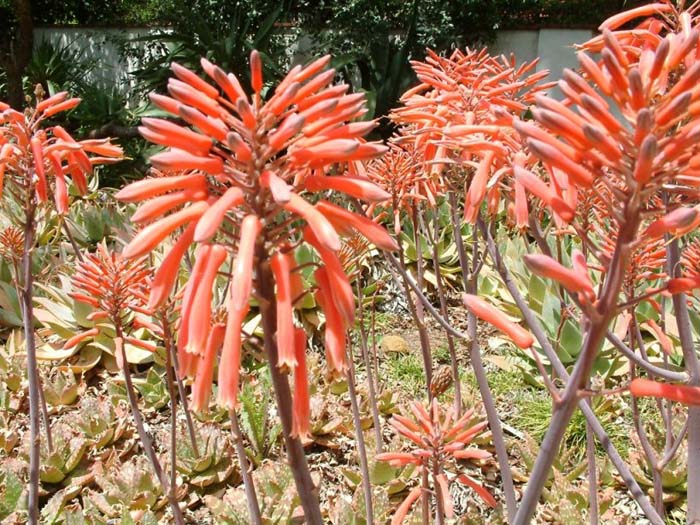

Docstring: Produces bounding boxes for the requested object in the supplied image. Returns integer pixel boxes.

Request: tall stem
[229,409,262,525]
[357,282,383,453]
[164,316,199,455]
[421,469,431,524]
[62,219,83,262]
[410,205,434,394]
[117,334,185,525]
[164,325,179,503]
[37,371,52,452]
[630,371,664,516]
[432,463,445,525]
[255,245,323,524]
[666,237,700,525]
[482,222,664,523]
[21,203,40,525]
[428,212,462,415]
[585,399,598,525]
[346,341,374,524]
[449,198,516,523]
[393,211,433,396]
[629,320,666,517]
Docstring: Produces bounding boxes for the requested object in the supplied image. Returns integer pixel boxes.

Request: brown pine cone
[430,365,454,397]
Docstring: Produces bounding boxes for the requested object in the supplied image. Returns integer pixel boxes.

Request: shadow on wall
[489,29,594,98]
[32,27,594,99]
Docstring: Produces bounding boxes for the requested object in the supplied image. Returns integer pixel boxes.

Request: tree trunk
[1,0,33,108]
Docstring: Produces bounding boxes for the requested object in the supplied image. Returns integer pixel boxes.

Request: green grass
[432,344,451,364]
[461,364,635,462]
[383,353,427,399]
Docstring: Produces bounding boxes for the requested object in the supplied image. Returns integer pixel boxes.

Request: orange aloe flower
[508,3,700,344]
[390,47,553,228]
[291,327,311,439]
[67,244,153,365]
[1,95,122,211]
[523,252,595,300]
[116,51,395,411]
[377,400,496,523]
[461,294,534,349]
[515,14,700,242]
[630,378,700,406]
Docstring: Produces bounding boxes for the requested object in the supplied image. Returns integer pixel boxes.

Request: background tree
[0,0,33,108]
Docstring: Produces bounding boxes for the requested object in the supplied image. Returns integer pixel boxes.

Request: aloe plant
[74,395,128,450]
[173,422,234,488]
[88,456,168,521]
[238,374,282,466]
[35,421,87,484]
[42,370,80,407]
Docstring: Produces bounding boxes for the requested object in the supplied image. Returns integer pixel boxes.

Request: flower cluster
[115,51,397,434]
[377,400,495,523]
[67,244,153,366]
[390,48,553,227]
[0,93,122,213]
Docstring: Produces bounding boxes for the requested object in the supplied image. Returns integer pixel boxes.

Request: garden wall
[33,27,594,95]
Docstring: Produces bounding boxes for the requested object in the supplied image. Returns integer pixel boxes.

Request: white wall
[489,29,593,93]
[33,27,168,95]
[33,27,595,95]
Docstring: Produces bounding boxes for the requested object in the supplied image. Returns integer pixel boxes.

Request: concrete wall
[33,27,168,94]
[33,27,595,95]
[489,29,593,93]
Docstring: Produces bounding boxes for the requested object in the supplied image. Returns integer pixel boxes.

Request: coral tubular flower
[599,3,672,31]
[148,223,196,310]
[116,50,394,425]
[272,251,297,371]
[304,174,391,202]
[185,244,228,356]
[191,323,226,412]
[303,226,355,326]
[462,294,534,349]
[217,302,249,410]
[115,173,207,202]
[630,378,700,406]
[121,201,209,259]
[523,253,595,297]
[194,186,244,242]
[316,200,399,251]
[291,327,311,439]
[230,215,261,311]
[644,207,700,239]
[378,400,495,523]
[391,487,422,525]
[314,266,347,373]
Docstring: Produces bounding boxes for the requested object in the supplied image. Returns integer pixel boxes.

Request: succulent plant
[0,462,25,523]
[33,421,87,485]
[0,413,20,454]
[133,367,171,410]
[42,369,81,407]
[0,330,27,393]
[74,395,128,449]
[377,401,496,523]
[629,419,688,503]
[238,374,282,466]
[88,455,168,520]
[204,460,304,524]
[173,422,235,488]
[46,501,109,525]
